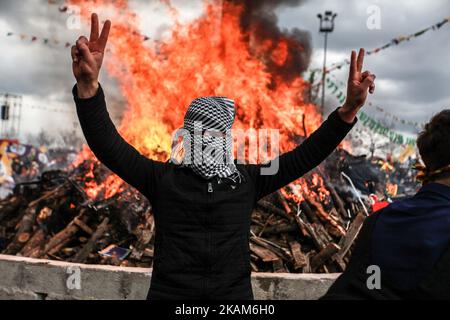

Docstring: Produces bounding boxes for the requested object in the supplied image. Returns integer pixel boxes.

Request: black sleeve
[73,84,164,199]
[245,108,356,200]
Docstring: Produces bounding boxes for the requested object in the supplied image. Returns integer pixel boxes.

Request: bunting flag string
[311,17,449,75]
[305,70,425,132]
[321,76,425,131]
[47,0,152,42]
[306,76,420,146]
[3,29,151,48]
[358,111,417,146]
[366,102,424,131]
[3,0,153,50]
[25,104,76,115]
[3,30,72,48]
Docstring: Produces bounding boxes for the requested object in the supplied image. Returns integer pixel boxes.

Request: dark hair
[417,109,450,173]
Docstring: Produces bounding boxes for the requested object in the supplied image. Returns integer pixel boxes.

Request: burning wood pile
[0,151,368,273]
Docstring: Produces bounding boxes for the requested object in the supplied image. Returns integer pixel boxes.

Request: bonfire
[0,0,369,273]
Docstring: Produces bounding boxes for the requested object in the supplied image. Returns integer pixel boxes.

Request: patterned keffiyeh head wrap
[170,97,241,181]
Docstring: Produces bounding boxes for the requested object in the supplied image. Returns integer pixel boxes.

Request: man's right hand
[71,13,111,98]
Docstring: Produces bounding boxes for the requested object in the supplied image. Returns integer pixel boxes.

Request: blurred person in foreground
[71,14,376,299]
[323,109,450,299]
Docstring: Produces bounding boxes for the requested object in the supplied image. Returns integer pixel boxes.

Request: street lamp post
[317,11,337,113]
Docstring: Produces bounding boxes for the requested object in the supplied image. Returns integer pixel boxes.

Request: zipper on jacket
[207,182,213,193]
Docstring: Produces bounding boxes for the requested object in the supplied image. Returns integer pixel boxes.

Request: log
[3,206,37,255]
[250,243,280,262]
[302,252,313,273]
[3,183,69,255]
[300,200,319,223]
[28,183,68,207]
[276,191,292,214]
[250,261,259,272]
[311,243,340,270]
[40,209,88,257]
[313,222,333,244]
[0,196,23,223]
[289,241,307,270]
[306,195,346,236]
[257,200,293,222]
[130,211,154,260]
[73,217,94,235]
[292,213,309,238]
[322,176,348,220]
[71,217,109,263]
[272,259,286,273]
[250,236,291,261]
[294,215,325,250]
[36,206,53,224]
[257,214,274,237]
[262,223,296,236]
[333,213,365,261]
[19,228,46,257]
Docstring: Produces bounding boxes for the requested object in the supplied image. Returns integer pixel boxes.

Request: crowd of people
[0,139,77,199]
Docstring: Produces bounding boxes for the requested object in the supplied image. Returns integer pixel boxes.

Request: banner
[307,73,425,132]
[359,111,417,146]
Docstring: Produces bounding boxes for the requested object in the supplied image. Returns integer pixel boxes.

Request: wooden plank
[288,241,307,270]
[334,213,365,261]
[3,206,37,255]
[40,209,88,257]
[130,211,154,260]
[294,215,325,250]
[311,243,340,270]
[19,229,46,257]
[257,200,293,222]
[250,243,280,262]
[251,236,291,261]
[71,217,109,263]
[305,195,346,237]
[272,259,286,273]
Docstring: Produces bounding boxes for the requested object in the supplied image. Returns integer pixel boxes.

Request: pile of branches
[0,155,368,273]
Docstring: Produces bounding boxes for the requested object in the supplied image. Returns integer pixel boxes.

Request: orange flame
[68,0,322,199]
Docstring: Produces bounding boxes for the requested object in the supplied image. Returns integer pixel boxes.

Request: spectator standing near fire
[323,109,450,299]
[71,13,376,299]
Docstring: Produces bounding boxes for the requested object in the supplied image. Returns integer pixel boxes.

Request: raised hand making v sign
[338,48,376,123]
[71,13,111,99]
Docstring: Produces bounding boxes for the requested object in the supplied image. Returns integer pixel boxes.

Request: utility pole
[317,11,337,114]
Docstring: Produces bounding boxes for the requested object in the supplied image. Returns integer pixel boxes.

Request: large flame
[68,0,323,200]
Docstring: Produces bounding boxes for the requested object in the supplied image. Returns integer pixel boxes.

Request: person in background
[322,109,450,299]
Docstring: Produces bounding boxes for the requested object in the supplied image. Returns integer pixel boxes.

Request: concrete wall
[0,254,339,300]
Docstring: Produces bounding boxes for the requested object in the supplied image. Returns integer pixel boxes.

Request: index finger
[357,48,365,73]
[89,13,99,42]
[349,50,356,81]
[98,20,111,51]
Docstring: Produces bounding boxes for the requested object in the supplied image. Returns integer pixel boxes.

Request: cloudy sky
[0,0,448,145]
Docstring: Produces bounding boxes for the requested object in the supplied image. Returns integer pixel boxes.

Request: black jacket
[73,84,355,300]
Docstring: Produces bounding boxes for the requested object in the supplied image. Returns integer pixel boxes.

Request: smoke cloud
[226,0,312,83]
